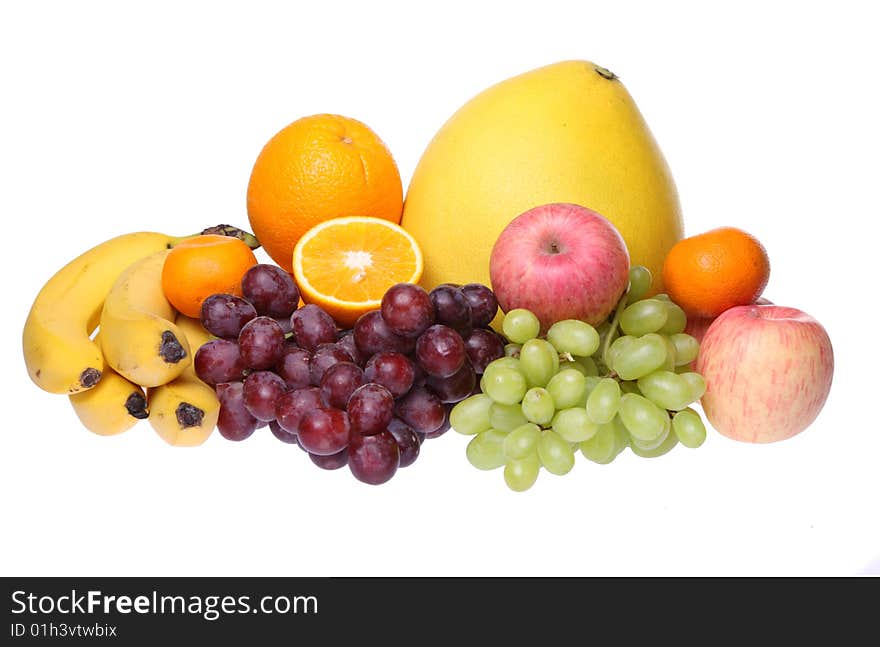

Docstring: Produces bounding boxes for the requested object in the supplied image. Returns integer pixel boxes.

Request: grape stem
[600,293,628,375]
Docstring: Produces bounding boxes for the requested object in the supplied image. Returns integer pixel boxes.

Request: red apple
[489,203,629,330]
[695,304,833,443]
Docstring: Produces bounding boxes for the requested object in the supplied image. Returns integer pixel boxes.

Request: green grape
[659,302,687,334]
[612,333,668,381]
[519,338,559,388]
[466,430,507,470]
[482,366,528,405]
[551,407,599,442]
[630,416,671,451]
[619,380,642,395]
[606,334,636,370]
[585,377,621,424]
[485,357,522,373]
[653,293,671,301]
[504,453,541,492]
[502,309,541,344]
[537,430,575,475]
[546,319,600,356]
[558,359,588,376]
[672,408,707,448]
[679,372,707,401]
[619,299,669,336]
[521,387,555,425]
[504,343,522,358]
[574,356,599,376]
[626,265,653,303]
[661,335,677,372]
[579,422,617,464]
[503,423,541,459]
[669,333,700,366]
[618,393,669,441]
[546,369,587,409]
[611,415,631,457]
[637,370,693,411]
[489,402,528,432]
[580,376,602,406]
[630,419,679,458]
[450,393,493,435]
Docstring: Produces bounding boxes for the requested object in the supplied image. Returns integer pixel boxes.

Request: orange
[292,216,423,327]
[246,114,403,273]
[662,226,770,318]
[162,235,258,317]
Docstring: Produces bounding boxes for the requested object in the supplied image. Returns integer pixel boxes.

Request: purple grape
[348,430,400,485]
[463,328,505,374]
[460,283,498,328]
[309,343,354,386]
[410,361,427,388]
[217,382,258,441]
[424,407,452,439]
[298,408,351,456]
[275,345,311,389]
[429,285,472,333]
[269,419,300,445]
[353,310,416,357]
[310,448,349,470]
[242,370,288,421]
[275,387,323,434]
[320,362,366,409]
[348,383,394,436]
[380,283,434,338]
[394,386,446,434]
[336,331,364,367]
[273,316,293,335]
[194,339,246,386]
[241,264,300,318]
[363,352,415,398]
[426,361,476,403]
[238,316,285,370]
[415,325,465,378]
[290,304,337,351]
[200,294,257,339]
[386,417,420,468]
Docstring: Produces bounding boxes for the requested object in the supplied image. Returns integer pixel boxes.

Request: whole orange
[161,235,258,317]
[662,226,770,318]
[246,114,403,272]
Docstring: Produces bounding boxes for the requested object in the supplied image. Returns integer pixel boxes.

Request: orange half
[292,216,423,328]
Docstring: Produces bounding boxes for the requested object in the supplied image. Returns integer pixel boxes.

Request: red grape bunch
[193,263,505,485]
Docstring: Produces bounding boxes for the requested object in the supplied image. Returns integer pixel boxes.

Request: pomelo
[401,60,683,294]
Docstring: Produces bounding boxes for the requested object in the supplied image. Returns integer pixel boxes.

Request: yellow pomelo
[402,60,683,293]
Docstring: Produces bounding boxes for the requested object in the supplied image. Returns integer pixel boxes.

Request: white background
[2,1,877,576]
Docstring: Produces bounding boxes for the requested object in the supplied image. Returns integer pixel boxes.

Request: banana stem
[170,225,261,250]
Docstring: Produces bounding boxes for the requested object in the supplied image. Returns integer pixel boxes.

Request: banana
[69,366,149,436]
[100,250,191,387]
[23,231,181,394]
[148,315,219,446]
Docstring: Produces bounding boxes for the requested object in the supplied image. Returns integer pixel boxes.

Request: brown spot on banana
[159,331,187,363]
[176,402,205,428]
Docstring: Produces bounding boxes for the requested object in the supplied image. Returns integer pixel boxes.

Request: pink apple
[489,203,630,330]
[685,297,773,345]
[695,304,833,443]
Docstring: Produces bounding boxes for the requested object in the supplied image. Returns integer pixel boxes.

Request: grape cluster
[193,264,505,485]
[451,265,709,492]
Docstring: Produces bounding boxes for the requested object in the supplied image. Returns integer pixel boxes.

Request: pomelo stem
[170,225,261,250]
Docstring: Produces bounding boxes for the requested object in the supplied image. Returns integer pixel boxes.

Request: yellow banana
[23,231,180,394]
[148,315,219,446]
[100,250,191,387]
[69,366,149,436]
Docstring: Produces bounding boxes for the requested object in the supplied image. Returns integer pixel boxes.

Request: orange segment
[292,216,423,327]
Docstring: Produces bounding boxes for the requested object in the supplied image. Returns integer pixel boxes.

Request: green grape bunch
[451,265,709,492]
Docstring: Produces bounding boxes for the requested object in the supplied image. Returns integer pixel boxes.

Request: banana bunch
[23,227,250,441]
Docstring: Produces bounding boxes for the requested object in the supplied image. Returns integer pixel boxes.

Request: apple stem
[600,293,628,371]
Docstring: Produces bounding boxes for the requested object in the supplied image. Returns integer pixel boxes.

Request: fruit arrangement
[22,59,834,490]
